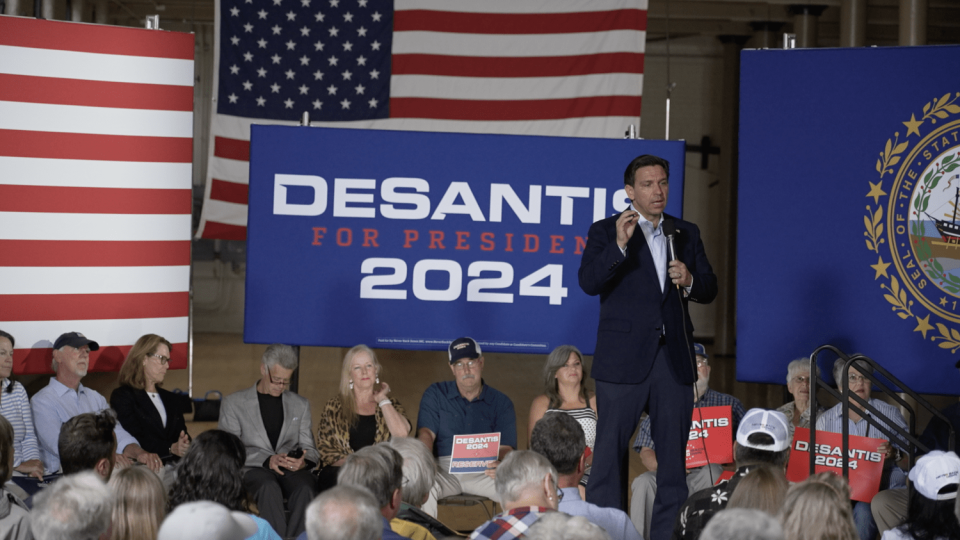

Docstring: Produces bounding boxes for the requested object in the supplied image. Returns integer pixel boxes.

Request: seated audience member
[387,437,457,539]
[0,416,31,540]
[779,473,858,540]
[726,463,790,516]
[701,509,784,540]
[0,330,43,480]
[527,345,597,495]
[304,485,383,540]
[167,430,281,540]
[470,450,559,540]
[320,444,408,540]
[530,412,641,540]
[416,337,517,517]
[58,411,117,480]
[631,343,746,540]
[816,358,908,540]
[110,334,192,465]
[31,332,160,475]
[526,513,612,540]
[673,408,791,540]
[776,358,823,440]
[30,471,113,540]
[158,501,258,540]
[316,345,410,492]
[873,359,960,534]
[880,451,960,540]
[219,344,319,539]
[108,466,166,540]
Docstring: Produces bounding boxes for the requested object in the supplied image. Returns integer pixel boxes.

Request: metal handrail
[808,345,955,493]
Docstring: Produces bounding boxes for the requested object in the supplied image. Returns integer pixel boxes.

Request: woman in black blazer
[110,334,192,460]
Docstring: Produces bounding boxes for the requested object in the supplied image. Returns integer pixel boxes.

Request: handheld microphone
[662,219,679,289]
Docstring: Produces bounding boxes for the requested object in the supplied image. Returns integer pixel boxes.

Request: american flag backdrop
[197,0,648,240]
[0,16,193,374]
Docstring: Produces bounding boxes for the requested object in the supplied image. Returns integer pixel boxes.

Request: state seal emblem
[866,92,960,352]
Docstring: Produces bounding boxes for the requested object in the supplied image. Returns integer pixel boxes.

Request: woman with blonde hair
[110,334,193,464]
[779,473,858,540]
[727,463,790,516]
[315,345,410,492]
[109,466,166,540]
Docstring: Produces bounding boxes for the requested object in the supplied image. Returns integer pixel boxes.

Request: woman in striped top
[0,330,43,480]
[527,345,597,496]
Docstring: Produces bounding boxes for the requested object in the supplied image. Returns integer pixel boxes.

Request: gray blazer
[219,384,320,470]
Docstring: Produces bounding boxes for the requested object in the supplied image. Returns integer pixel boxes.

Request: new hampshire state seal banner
[738,45,960,395]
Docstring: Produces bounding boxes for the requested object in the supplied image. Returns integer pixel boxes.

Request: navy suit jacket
[578,212,717,386]
[110,385,192,458]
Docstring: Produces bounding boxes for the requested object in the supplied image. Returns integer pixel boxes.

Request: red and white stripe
[0,16,193,374]
[196,0,647,239]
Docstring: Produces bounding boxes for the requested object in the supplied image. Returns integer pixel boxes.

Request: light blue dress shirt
[558,487,644,540]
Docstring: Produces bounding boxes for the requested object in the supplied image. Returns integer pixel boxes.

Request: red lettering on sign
[336,228,352,246]
[575,236,587,255]
[481,232,495,251]
[455,231,470,250]
[362,229,379,247]
[550,235,564,254]
[505,233,514,252]
[312,227,327,246]
[403,230,419,248]
[429,231,445,249]
[523,234,539,253]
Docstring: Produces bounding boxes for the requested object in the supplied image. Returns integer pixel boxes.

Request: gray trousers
[871,488,908,534]
[630,464,723,540]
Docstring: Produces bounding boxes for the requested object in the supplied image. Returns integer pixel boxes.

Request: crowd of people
[0,328,958,540]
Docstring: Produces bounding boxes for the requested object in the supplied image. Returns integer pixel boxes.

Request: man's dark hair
[59,410,116,475]
[168,429,248,512]
[624,154,670,186]
[530,412,585,475]
[902,484,960,540]
[734,432,790,468]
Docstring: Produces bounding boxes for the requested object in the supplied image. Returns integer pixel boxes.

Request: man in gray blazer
[219,344,319,539]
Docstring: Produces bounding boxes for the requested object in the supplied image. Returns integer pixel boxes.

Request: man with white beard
[628,344,745,540]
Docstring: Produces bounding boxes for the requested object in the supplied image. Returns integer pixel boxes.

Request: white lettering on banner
[793,440,883,463]
[361,258,567,305]
[274,175,617,225]
[333,179,376,218]
[545,186,590,225]
[274,174,328,216]
[690,418,730,429]
[380,178,431,220]
[454,437,499,444]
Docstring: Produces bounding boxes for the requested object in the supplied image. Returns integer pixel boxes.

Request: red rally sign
[786,427,886,502]
[686,405,734,468]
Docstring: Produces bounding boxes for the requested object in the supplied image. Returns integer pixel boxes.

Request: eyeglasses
[556,488,564,502]
[147,353,170,365]
[696,358,709,367]
[847,373,869,385]
[267,370,291,387]
[791,376,810,384]
[453,360,478,371]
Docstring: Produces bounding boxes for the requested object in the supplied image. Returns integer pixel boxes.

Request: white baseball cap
[158,501,259,540]
[909,450,960,501]
[736,408,791,452]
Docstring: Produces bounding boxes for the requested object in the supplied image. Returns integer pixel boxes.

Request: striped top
[546,407,597,449]
[0,378,41,467]
[816,398,908,489]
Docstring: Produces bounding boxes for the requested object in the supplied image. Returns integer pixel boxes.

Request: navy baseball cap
[53,332,99,351]
[448,337,481,364]
[694,343,707,358]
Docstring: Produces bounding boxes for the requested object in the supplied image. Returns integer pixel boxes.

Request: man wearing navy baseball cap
[415,337,517,517]
[31,331,161,475]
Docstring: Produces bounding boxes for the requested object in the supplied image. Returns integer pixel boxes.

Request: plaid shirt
[469,507,550,540]
[633,388,746,452]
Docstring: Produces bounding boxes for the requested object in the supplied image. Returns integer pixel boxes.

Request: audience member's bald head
[305,485,382,540]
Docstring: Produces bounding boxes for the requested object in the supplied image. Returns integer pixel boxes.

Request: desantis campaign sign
[738,46,960,395]
[243,126,685,353]
[686,405,734,468]
[786,428,886,502]
[449,432,500,474]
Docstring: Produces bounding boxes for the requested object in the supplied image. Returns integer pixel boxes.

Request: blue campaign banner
[244,127,686,354]
[738,45,960,395]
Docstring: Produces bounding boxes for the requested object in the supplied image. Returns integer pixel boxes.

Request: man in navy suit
[579,154,717,540]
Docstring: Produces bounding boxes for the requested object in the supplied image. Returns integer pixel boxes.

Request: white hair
[526,512,611,540]
[262,343,299,370]
[387,436,437,507]
[785,358,819,383]
[306,485,382,540]
[31,471,114,540]
[494,450,558,505]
